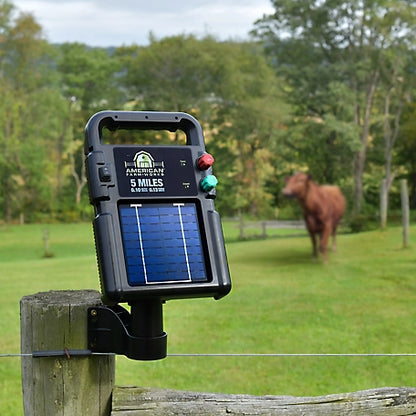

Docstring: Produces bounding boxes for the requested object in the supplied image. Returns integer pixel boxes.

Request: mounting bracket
[87,301,167,360]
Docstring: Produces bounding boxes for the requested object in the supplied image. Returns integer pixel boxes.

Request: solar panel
[119,202,208,286]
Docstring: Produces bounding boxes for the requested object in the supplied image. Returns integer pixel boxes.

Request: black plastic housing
[85,111,231,304]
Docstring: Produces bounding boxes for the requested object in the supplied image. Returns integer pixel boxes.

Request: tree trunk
[353,149,366,216]
[352,70,379,216]
[381,80,405,229]
[401,179,410,248]
[380,178,388,229]
[71,148,87,205]
[3,167,12,222]
[3,115,12,222]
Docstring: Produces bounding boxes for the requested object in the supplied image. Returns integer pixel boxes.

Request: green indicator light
[200,175,218,192]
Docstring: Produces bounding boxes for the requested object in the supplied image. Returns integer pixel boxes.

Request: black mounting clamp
[87,300,167,360]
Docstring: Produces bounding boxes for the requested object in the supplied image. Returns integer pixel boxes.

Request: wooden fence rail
[20,290,416,415]
[111,386,416,415]
[238,219,306,239]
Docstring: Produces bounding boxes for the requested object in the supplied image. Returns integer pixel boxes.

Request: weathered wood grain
[21,290,115,416]
[111,386,416,415]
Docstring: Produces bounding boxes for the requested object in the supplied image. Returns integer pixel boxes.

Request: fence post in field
[239,214,245,239]
[380,178,388,229]
[401,179,410,248]
[261,221,267,239]
[20,290,115,416]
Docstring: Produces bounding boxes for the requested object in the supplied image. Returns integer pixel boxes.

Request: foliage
[397,101,416,209]
[0,2,66,222]
[115,37,288,217]
[0,0,416,222]
[253,0,416,217]
[115,35,218,112]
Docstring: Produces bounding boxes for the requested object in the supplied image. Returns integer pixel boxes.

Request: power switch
[99,165,112,182]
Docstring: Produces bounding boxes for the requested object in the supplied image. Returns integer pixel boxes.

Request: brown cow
[282,172,346,262]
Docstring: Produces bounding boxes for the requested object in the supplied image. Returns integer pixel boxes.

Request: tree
[206,42,288,217]
[55,42,120,210]
[0,2,61,222]
[116,35,222,114]
[116,36,287,217]
[253,0,416,216]
[378,49,414,227]
[396,100,416,209]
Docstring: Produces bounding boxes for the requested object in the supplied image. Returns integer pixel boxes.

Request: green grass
[1,222,416,414]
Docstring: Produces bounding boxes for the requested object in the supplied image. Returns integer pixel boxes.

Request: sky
[12,0,274,47]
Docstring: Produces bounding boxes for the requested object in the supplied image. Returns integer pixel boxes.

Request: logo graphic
[123,151,165,193]
[124,151,165,171]
[134,151,153,168]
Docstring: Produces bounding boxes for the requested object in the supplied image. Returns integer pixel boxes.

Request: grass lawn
[1,221,416,414]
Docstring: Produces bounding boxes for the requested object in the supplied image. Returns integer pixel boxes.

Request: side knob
[197,153,214,170]
[200,175,218,192]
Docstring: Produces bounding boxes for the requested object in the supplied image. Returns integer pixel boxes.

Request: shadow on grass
[264,249,323,267]
[229,239,323,268]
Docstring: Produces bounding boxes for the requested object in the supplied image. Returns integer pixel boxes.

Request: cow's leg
[331,226,337,252]
[308,230,318,258]
[320,224,332,262]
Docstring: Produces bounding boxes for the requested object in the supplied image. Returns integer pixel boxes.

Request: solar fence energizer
[85,111,231,360]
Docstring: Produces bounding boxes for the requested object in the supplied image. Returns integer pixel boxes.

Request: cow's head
[282,172,312,199]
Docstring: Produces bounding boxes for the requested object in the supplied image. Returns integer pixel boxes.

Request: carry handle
[85,111,205,154]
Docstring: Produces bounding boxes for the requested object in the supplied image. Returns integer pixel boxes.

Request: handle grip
[84,110,205,154]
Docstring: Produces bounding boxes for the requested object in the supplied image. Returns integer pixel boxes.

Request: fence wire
[2,352,416,358]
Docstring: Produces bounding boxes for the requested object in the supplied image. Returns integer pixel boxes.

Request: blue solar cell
[119,202,208,285]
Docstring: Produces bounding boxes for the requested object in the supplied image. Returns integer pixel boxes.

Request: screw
[90,309,97,317]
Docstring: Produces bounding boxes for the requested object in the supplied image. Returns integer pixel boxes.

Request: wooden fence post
[380,178,388,229]
[239,214,245,239]
[21,290,115,416]
[261,221,267,239]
